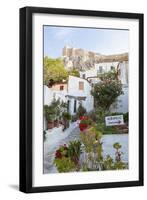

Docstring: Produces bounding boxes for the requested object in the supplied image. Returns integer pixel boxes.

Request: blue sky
[44,26,129,58]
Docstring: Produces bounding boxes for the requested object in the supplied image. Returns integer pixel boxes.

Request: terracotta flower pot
[48,121,54,129]
[79,123,88,131]
[54,120,59,128]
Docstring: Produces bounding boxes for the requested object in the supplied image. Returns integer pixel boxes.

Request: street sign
[105,115,124,126]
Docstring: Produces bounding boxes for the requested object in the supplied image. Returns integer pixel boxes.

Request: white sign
[105,115,124,126]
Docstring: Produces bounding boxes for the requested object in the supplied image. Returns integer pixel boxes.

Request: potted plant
[68,141,81,166]
[113,142,122,162]
[79,116,89,120]
[79,120,89,131]
[51,98,61,128]
[79,118,92,131]
[76,104,86,118]
[54,108,60,127]
[54,119,60,128]
[44,105,55,129]
[62,112,71,130]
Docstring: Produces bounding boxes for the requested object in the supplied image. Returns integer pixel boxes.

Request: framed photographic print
[19,7,144,193]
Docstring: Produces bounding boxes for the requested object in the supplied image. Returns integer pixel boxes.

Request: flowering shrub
[53,126,127,172]
[80,126,102,153]
[55,144,68,159]
[79,121,88,131]
[79,117,93,131]
[54,141,81,172]
[79,116,89,120]
[80,126,127,171]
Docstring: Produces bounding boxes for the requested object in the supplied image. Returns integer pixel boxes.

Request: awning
[65,95,86,100]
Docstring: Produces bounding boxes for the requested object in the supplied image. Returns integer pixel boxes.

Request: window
[74,100,77,113]
[79,81,84,90]
[82,74,86,79]
[111,66,115,71]
[99,66,103,73]
[67,100,70,112]
[60,85,64,90]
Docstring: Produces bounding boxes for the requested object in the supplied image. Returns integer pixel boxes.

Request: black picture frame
[19,6,144,193]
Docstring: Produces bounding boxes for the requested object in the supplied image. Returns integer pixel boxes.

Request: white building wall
[44,85,67,106]
[118,61,128,85]
[110,86,128,113]
[44,85,54,106]
[94,62,119,73]
[68,76,94,114]
[80,62,128,84]
[80,69,97,79]
[80,62,119,84]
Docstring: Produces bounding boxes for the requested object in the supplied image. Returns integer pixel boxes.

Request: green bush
[103,155,114,170]
[62,112,71,120]
[54,157,76,172]
[54,141,81,172]
[113,142,122,150]
[102,125,118,135]
[102,155,127,170]
[44,105,56,122]
[110,112,123,116]
[123,112,129,123]
[87,111,97,122]
[80,120,90,125]
[76,104,86,118]
[68,141,81,164]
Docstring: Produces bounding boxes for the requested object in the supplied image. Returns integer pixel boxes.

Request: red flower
[79,116,88,120]
[79,123,88,131]
[55,150,62,159]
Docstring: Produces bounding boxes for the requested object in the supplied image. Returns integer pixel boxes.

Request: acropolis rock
[62,46,128,71]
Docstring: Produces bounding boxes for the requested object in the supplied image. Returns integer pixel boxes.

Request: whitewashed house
[44,83,68,130]
[44,75,94,117]
[66,76,94,115]
[44,83,68,106]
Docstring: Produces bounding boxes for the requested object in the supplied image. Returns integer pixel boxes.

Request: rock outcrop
[62,46,128,71]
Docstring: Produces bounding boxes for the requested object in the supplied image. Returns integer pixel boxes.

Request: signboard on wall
[105,115,124,126]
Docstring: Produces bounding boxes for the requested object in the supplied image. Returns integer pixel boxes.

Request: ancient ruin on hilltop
[62,46,128,71]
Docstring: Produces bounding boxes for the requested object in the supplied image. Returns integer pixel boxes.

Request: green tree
[69,68,80,77]
[44,56,68,85]
[91,70,123,111]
